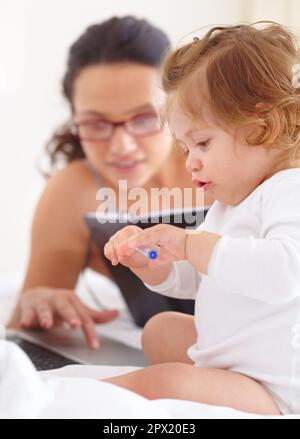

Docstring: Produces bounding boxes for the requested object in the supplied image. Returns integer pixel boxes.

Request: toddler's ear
[255,102,281,145]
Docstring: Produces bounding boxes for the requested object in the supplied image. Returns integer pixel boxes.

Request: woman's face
[72,63,172,189]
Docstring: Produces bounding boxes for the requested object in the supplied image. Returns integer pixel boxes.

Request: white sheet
[0,340,283,419]
[1,271,299,419]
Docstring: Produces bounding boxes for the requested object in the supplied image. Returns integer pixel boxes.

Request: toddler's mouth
[192,179,213,191]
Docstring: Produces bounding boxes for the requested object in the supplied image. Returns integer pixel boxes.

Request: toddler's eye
[196,139,210,150]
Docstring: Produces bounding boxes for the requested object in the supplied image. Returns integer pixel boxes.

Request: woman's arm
[8,161,118,347]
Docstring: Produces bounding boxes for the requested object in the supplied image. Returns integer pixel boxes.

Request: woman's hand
[9,287,119,349]
[104,224,187,270]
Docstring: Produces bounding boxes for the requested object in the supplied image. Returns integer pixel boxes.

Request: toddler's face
[168,103,282,206]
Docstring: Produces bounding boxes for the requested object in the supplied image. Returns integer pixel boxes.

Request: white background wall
[0,0,299,274]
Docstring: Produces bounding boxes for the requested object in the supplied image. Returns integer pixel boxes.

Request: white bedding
[0,341,273,419]
[0,271,298,419]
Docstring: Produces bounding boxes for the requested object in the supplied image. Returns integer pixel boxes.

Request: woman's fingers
[87,307,119,323]
[15,288,119,351]
[80,314,100,350]
[17,288,117,349]
[35,301,54,329]
[71,299,100,349]
[20,307,38,328]
[52,298,82,329]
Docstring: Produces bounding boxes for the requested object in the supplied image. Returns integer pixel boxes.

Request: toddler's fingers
[103,242,112,261]
[104,240,118,265]
[115,238,136,257]
[127,231,159,252]
[117,255,131,267]
[116,232,147,255]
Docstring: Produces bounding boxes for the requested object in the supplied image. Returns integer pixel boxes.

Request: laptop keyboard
[6,334,81,371]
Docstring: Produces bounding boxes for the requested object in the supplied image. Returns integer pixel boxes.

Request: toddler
[104,22,300,415]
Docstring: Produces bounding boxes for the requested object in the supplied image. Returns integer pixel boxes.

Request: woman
[8,16,211,349]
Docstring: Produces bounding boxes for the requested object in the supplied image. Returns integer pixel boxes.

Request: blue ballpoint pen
[136,246,157,260]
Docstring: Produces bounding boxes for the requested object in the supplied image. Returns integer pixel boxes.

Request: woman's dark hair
[45,16,170,173]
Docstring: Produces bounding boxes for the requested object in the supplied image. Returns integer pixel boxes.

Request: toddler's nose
[185,154,203,173]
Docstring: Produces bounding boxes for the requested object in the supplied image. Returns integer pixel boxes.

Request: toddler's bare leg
[142,311,196,365]
[104,363,281,416]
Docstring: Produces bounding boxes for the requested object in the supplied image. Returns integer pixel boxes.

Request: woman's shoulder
[48,159,95,185]
[39,159,100,213]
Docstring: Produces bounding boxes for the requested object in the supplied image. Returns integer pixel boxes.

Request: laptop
[6,327,148,371]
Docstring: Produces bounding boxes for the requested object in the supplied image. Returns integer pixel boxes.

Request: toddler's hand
[104,226,153,270]
[105,224,187,270]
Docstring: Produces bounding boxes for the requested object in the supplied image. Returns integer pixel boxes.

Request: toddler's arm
[130,263,173,286]
[143,260,201,299]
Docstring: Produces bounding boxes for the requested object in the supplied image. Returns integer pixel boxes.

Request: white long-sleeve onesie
[145,169,300,414]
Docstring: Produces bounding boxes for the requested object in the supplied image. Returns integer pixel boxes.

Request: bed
[0,270,298,419]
